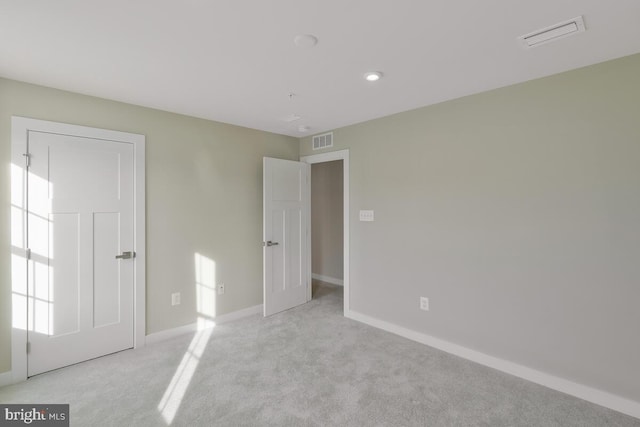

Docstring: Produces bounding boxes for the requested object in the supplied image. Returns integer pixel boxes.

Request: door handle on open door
[263,241,279,247]
[115,251,136,259]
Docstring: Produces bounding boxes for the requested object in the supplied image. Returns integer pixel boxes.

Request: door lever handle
[115,251,135,259]
[263,241,279,247]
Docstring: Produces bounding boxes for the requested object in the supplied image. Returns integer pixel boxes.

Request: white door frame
[300,149,350,315]
[10,116,146,383]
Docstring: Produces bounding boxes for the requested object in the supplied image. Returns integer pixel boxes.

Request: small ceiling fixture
[364,71,383,82]
[294,34,318,48]
[283,114,301,123]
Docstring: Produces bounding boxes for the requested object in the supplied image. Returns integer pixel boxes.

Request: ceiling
[1,1,640,137]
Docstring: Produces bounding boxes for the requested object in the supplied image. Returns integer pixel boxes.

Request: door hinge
[22,153,31,168]
[26,342,31,354]
[26,248,31,260]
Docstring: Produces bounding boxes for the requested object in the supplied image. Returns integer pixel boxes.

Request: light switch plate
[171,292,181,306]
[359,210,374,221]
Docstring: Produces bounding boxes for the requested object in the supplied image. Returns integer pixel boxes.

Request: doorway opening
[300,149,350,315]
[311,160,343,292]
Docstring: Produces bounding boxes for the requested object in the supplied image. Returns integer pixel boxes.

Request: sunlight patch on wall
[195,252,217,329]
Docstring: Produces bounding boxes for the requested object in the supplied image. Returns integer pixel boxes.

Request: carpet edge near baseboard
[311,273,344,286]
[145,304,263,346]
[0,370,12,387]
[345,309,640,420]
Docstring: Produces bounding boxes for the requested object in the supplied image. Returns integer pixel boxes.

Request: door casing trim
[10,116,146,383]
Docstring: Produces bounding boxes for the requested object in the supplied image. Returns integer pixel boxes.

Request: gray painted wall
[0,78,299,374]
[300,53,640,402]
[311,161,344,281]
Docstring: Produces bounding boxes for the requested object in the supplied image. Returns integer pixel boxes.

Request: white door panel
[27,130,134,376]
[49,212,80,336]
[287,208,303,288]
[263,157,310,316]
[94,212,121,327]
[269,209,285,293]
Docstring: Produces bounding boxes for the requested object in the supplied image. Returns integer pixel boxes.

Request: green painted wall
[0,79,298,374]
[301,53,640,402]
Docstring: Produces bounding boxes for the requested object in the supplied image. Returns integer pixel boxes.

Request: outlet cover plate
[359,210,374,221]
[171,292,181,306]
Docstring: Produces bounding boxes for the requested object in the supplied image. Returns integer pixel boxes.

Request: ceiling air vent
[312,132,333,150]
[519,16,586,48]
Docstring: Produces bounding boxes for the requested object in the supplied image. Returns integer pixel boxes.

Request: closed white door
[27,130,134,376]
[263,157,310,316]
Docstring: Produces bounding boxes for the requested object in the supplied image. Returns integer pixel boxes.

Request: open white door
[263,157,310,316]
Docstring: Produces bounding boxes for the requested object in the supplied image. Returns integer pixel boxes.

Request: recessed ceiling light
[294,34,318,48]
[364,71,383,82]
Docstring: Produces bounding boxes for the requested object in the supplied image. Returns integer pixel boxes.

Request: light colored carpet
[1,282,638,426]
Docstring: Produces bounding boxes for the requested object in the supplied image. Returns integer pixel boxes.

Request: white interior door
[26,130,135,376]
[263,157,310,316]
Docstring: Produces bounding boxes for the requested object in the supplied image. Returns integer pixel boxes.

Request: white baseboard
[145,304,263,345]
[0,370,12,388]
[145,323,198,345]
[345,309,640,420]
[312,273,343,286]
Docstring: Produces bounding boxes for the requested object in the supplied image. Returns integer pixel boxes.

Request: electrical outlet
[217,283,225,295]
[171,292,181,306]
[420,297,429,311]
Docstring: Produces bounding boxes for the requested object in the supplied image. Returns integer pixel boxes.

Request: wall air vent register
[312,132,333,150]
